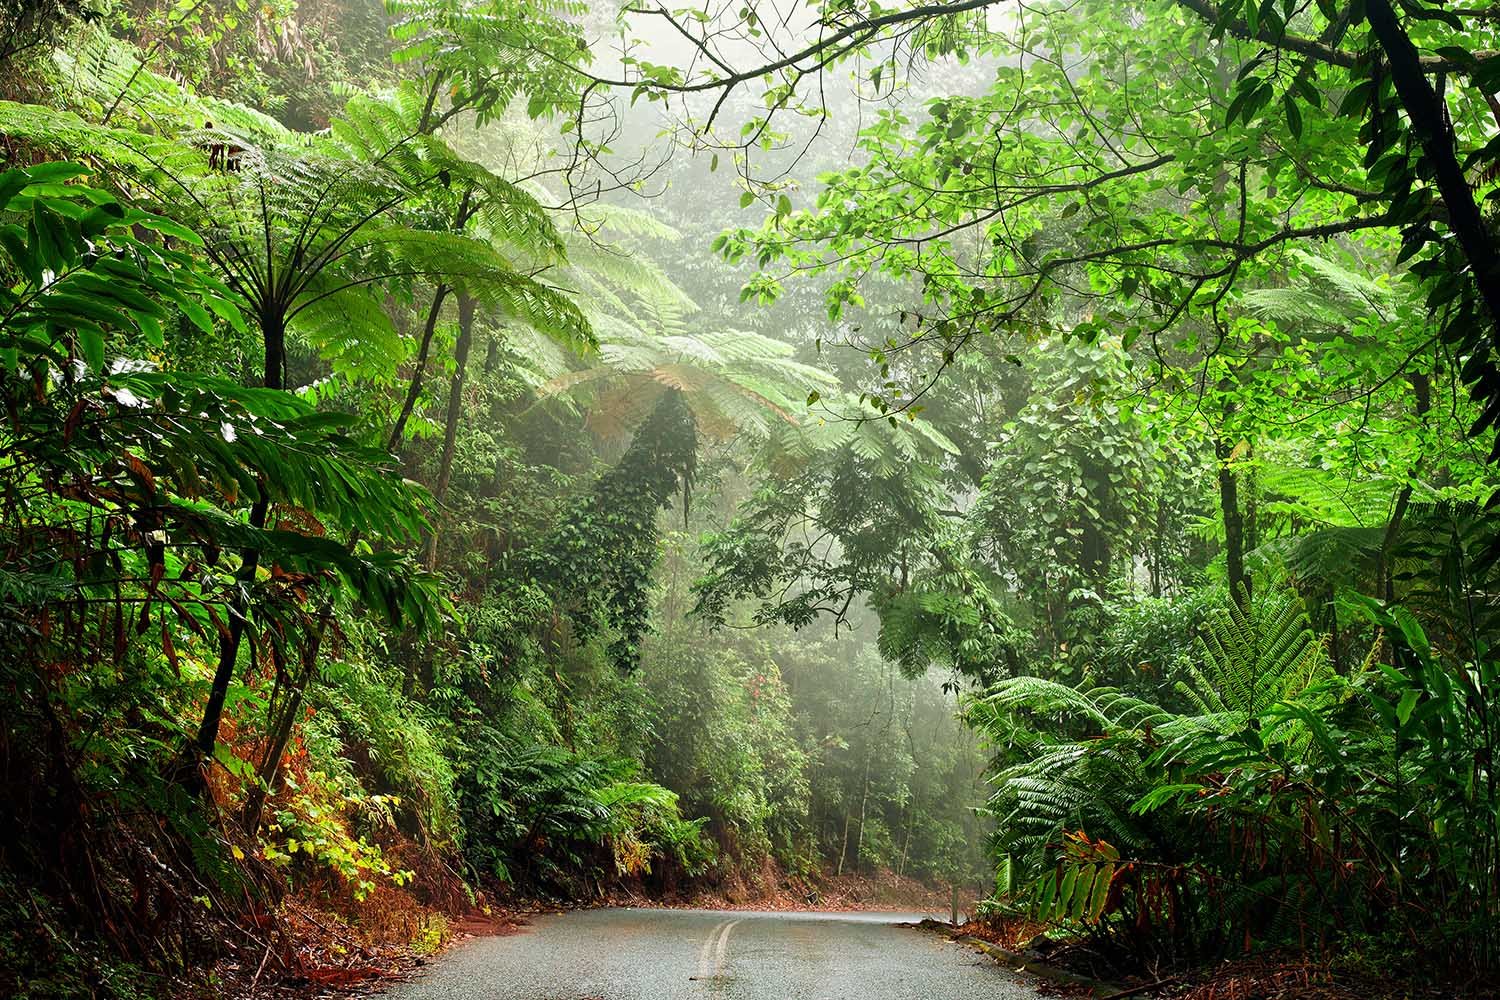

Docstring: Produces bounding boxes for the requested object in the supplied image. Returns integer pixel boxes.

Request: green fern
[967,588,1332,939]
[1181,589,1324,716]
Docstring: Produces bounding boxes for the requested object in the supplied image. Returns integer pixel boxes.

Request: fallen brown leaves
[647,863,980,914]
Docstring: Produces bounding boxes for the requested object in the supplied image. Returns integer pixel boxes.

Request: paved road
[380,908,1042,1000]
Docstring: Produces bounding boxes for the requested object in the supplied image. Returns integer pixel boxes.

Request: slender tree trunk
[897,807,913,878]
[424,292,477,569]
[191,314,286,773]
[388,284,450,452]
[389,189,475,454]
[853,751,872,875]
[1216,435,1249,610]
[241,623,324,831]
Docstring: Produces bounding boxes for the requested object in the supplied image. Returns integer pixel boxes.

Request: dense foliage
[0,6,987,996]
[4,0,1500,992]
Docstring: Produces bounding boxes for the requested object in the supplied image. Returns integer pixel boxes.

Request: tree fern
[540,324,839,442]
[1181,588,1324,716]
[967,588,1336,943]
[1239,248,1398,330]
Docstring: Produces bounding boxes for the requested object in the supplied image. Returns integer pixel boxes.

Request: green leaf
[21,161,89,185]
[135,216,204,246]
[1283,93,1303,139]
[180,297,214,334]
[31,203,68,271]
[0,169,29,210]
[1395,688,1420,726]
[76,324,105,371]
[0,224,40,284]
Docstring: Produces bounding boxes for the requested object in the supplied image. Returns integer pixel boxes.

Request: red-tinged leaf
[125,452,156,496]
[165,596,206,639]
[204,603,230,642]
[162,621,178,675]
[63,399,86,443]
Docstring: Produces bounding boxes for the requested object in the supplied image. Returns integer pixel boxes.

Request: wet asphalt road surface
[379,907,1042,1000]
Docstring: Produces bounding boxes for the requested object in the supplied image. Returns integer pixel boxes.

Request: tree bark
[191,314,285,771]
[1365,0,1500,330]
[1216,435,1249,610]
[424,292,478,569]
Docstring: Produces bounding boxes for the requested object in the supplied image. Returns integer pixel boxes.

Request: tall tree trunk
[1364,0,1500,329]
[1079,456,1113,585]
[424,292,477,569]
[191,314,286,771]
[853,750,872,875]
[1151,495,1166,598]
[897,804,912,878]
[1217,435,1249,610]
[1243,441,1258,555]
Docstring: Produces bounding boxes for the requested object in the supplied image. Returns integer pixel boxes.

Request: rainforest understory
[3,0,1500,995]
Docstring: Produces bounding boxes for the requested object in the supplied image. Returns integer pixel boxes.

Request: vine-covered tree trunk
[1379,372,1432,602]
[534,389,697,671]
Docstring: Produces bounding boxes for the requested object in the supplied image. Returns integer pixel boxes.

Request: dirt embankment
[592,859,984,916]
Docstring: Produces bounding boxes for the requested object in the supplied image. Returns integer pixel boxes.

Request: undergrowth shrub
[260,769,412,902]
[1082,589,1220,710]
[457,727,710,894]
[970,582,1500,973]
[305,658,461,849]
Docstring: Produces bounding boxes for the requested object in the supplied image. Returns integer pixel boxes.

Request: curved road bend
[379,907,1043,1000]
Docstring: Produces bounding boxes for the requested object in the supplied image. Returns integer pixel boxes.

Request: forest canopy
[1,0,1499,994]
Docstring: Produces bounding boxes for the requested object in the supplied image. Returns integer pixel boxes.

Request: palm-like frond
[540,324,839,441]
[967,588,1330,922]
[0,51,594,386]
[1239,248,1398,329]
[1182,589,1324,715]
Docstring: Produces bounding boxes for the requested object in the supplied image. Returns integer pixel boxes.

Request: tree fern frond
[1182,589,1324,715]
[287,285,404,382]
